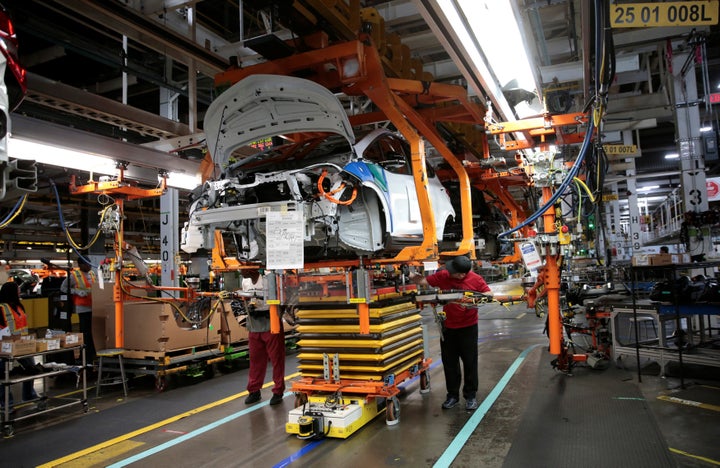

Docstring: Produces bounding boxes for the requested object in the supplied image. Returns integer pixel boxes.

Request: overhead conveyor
[212,35,488,262]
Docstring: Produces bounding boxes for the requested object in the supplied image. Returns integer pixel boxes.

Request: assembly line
[1,1,719,467]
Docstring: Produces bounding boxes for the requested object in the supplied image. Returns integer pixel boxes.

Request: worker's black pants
[440,323,478,400]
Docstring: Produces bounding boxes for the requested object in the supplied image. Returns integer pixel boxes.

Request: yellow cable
[65,204,114,250]
[573,177,596,203]
[0,195,28,228]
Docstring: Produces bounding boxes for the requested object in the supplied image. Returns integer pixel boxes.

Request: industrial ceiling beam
[25,73,192,140]
[10,115,200,180]
[55,0,229,77]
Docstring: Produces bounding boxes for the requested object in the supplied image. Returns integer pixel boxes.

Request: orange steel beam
[541,186,561,355]
[214,40,366,90]
[69,176,166,200]
[114,199,125,348]
[388,93,475,257]
[488,112,587,151]
[290,357,431,396]
[486,112,587,134]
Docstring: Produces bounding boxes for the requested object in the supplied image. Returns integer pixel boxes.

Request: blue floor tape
[433,344,543,468]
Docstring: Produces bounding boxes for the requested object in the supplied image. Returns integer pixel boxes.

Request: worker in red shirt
[410,255,492,411]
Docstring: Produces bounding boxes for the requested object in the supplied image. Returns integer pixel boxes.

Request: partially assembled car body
[181,74,454,262]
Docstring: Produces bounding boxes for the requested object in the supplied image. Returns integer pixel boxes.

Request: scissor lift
[283,269,431,438]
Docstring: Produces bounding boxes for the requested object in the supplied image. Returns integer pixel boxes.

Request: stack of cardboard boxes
[0,331,84,356]
[631,252,690,266]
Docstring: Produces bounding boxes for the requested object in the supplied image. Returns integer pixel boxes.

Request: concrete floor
[1,301,719,467]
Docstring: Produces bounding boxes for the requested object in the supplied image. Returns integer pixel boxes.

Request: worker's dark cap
[445,255,472,274]
[77,257,91,266]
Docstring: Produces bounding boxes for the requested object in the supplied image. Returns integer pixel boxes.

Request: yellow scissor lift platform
[284,273,431,439]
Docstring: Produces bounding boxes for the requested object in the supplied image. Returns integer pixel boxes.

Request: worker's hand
[409,272,422,283]
[74,289,87,297]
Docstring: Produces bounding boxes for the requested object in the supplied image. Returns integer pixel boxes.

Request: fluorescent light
[699,126,713,132]
[638,185,659,191]
[456,0,535,91]
[7,137,118,175]
[9,136,201,190]
[164,171,201,190]
[437,0,536,119]
[664,153,679,159]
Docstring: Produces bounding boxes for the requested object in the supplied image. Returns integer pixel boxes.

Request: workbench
[1,345,88,437]
[613,260,720,386]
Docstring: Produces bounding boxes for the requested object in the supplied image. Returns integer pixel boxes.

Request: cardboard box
[122,301,222,353]
[651,253,673,266]
[1,337,38,356]
[631,254,652,266]
[36,338,62,352]
[61,332,84,348]
[92,282,146,349]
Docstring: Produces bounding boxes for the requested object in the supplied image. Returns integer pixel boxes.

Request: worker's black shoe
[465,398,478,411]
[245,391,261,404]
[269,393,284,405]
[441,396,459,409]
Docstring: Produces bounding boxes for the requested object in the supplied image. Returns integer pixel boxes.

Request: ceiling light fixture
[699,126,713,132]
[664,153,679,159]
[7,136,118,175]
[436,0,537,119]
[8,136,201,191]
[164,171,201,191]
[638,185,659,191]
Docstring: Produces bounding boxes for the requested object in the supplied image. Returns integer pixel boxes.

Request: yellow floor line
[657,395,720,412]
[669,447,720,466]
[37,372,301,468]
[56,441,145,467]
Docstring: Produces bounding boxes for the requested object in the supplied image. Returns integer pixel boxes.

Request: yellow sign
[602,193,619,201]
[604,144,638,155]
[611,2,719,28]
[349,297,367,304]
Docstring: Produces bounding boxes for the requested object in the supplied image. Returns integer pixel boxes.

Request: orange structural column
[541,187,561,355]
[114,199,125,348]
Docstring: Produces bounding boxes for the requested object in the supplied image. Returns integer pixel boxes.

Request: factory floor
[2,300,719,468]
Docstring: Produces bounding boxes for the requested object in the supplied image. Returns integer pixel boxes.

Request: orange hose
[317,169,358,205]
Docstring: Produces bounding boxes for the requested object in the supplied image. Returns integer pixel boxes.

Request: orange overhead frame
[70,170,169,348]
[215,37,483,261]
[486,112,588,151]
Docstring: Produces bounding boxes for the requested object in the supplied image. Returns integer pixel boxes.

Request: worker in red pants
[241,269,285,406]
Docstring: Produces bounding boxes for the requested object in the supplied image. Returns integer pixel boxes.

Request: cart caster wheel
[155,376,167,392]
[385,396,400,426]
[419,371,431,394]
[82,401,89,413]
[294,393,308,408]
[3,424,14,438]
[36,399,48,411]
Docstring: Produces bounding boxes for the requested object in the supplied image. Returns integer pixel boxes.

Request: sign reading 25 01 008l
[612,1,718,28]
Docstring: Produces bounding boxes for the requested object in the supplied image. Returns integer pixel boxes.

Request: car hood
[204,74,355,169]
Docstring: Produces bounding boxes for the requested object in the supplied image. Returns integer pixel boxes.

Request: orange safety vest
[0,303,28,335]
[71,269,96,307]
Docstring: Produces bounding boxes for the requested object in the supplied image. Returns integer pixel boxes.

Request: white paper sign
[265,210,304,270]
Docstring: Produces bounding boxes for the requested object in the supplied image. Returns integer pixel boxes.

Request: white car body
[181,74,454,261]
